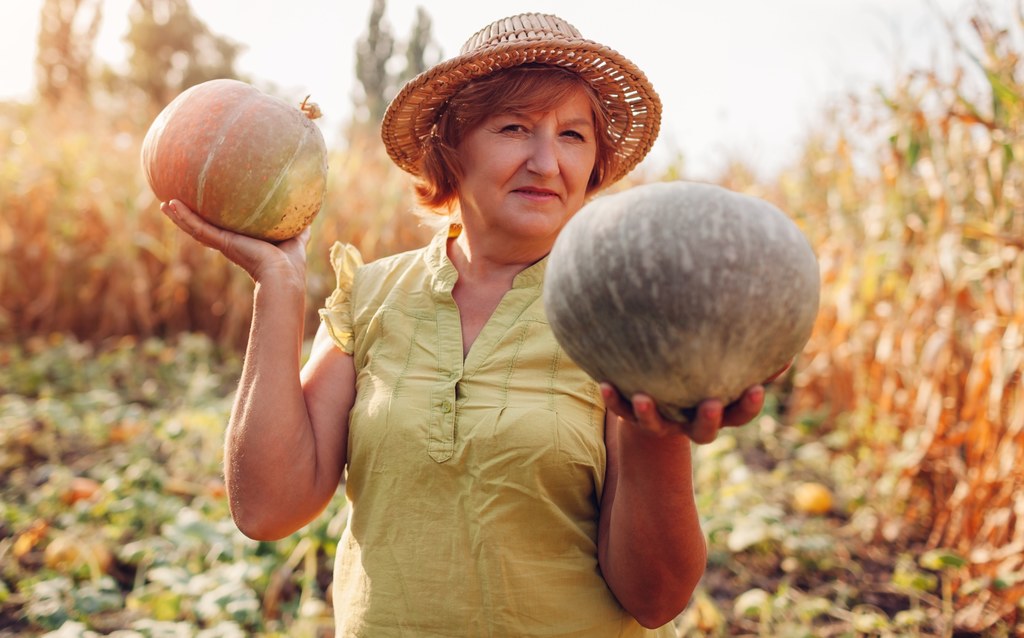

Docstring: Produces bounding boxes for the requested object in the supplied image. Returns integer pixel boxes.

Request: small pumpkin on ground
[543,181,820,422]
[792,481,834,515]
[141,78,329,241]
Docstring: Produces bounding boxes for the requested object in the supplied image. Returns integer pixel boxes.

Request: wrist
[615,419,692,473]
[253,268,306,300]
[251,276,307,331]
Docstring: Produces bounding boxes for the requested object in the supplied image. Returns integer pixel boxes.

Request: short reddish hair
[414,65,615,213]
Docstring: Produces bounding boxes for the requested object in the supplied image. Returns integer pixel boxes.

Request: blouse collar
[426,223,549,293]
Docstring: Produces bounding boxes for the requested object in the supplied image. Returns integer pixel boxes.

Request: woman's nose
[526,137,559,177]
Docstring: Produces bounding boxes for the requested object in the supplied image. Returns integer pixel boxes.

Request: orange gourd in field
[141,79,328,241]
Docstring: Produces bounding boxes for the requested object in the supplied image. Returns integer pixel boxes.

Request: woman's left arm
[596,384,766,628]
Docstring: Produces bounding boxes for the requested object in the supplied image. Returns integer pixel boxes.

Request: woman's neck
[447,229,546,357]
[448,227,547,285]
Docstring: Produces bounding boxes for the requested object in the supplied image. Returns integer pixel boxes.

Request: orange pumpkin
[141,79,328,241]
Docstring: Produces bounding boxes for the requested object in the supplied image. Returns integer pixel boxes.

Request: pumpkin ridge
[235,120,312,234]
[195,89,261,213]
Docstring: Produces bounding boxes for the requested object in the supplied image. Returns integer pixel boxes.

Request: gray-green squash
[543,181,820,422]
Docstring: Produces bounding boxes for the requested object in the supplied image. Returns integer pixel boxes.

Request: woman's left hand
[600,363,790,444]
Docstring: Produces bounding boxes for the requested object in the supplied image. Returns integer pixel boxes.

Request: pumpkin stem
[300,95,322,120]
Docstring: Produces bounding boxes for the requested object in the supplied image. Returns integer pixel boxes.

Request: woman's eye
[562,130,585,141]
[501,124,526,134]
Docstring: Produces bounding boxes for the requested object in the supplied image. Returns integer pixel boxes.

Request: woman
[162,13,772,636]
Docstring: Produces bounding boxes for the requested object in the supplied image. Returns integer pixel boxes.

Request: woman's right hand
[160,199,310,286]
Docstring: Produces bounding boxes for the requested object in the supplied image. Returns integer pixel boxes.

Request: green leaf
[894,608,927,628]
[919,549,966,570]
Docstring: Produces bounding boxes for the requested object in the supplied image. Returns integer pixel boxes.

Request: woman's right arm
[162,200,354,540]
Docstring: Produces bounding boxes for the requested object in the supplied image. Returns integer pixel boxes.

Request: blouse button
[440,399,453,413]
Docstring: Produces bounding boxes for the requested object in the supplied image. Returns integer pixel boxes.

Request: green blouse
[319,226,676,637]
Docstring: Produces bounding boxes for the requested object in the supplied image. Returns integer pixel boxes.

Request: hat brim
[381,37,662,186]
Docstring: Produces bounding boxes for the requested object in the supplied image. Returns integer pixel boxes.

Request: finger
[161,199,219,244]
[630,394,669,436]
[722,385,766,427]
[277,226,313,268]
[163,199,229,252]
[160,200,191,234]
[275,224,312,250]
[687,400,723,444]
[162,200,270,275]
[599,382,634,420]
[293,225,313,247]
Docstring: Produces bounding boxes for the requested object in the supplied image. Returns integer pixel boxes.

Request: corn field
[772,8,1024,630]
[1,4,1022,635]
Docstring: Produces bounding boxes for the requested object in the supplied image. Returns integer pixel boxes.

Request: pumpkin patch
[544,181,820,422]
[141,79,328,241]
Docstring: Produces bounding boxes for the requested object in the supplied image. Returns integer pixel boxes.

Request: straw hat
[381,13,662,186]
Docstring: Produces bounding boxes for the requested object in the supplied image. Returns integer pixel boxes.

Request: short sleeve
[318,242,365,354]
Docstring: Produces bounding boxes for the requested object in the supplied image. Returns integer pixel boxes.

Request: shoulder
[353,244,430,288]
[352,224,450,292]
[345,243,439,321]
[322,241,429,305]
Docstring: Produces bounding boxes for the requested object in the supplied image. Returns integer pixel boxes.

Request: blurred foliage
[33,0,245,113]
[35,0,103,106]
[756,4,1024,631]
[0,94,434,350]
[122,0,246,111]
[0,334,345,637]
[2,1,1024,636]
[399,7,439,86]
[352,0,442,130]
[353,0,395,128]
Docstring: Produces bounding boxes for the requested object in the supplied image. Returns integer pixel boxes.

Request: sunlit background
[0,0,985,177]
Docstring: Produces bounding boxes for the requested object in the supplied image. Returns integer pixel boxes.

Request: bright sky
[0,0,982,177]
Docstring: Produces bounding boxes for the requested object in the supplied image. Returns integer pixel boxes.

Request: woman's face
[454,88,598,246]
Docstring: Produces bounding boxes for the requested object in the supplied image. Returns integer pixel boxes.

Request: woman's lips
[514,187,559,199]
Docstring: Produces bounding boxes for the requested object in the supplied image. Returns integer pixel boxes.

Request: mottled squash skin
[544,181,820,422]
[141,79,328,241]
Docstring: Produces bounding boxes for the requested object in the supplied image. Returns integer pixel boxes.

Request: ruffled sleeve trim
[318,242,364,354]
